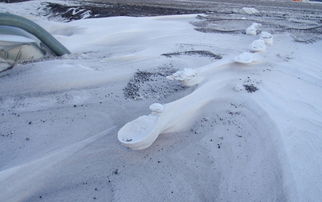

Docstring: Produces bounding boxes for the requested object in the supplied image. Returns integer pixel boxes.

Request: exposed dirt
[162,50,222,60]
[123,66,187,100]
[41,2,201,21]
[196,6,322,43]
[243,84,258,93]
[0,0,31,2]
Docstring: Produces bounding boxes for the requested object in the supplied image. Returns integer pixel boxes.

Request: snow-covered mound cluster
[241,7,260,15]
[119,23,276,150]
[0,2,321,202]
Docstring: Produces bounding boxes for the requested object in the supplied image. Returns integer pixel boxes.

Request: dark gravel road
[83,0,322,11]
[38,0,322,43]
[3,0,321,43]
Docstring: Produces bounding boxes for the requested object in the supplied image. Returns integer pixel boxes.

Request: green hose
[0,13,70,56]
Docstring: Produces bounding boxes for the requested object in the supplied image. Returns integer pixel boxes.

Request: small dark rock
[113,169,119,175]
[243,84,258,93]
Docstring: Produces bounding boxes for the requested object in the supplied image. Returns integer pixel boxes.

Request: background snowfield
[0,0,322,201]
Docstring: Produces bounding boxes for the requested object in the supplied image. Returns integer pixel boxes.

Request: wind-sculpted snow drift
[118,25,269,150]
[0,1,322,202]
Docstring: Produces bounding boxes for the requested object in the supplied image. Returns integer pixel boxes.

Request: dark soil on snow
[42,2,201,21]
[0,0,31,2]
[243,84,258,93]
[162,50,222,60]
[123,66,187,100]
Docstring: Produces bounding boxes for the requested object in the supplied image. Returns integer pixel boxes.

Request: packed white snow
[0,1,322,202]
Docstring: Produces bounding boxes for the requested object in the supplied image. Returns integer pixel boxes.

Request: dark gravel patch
[192,7,322,43]
[123,66,187,100]
[35,0,322,43]
[41,2,201,21]
[0,0,31,2]
[243,84,258,93]
[162,50,222,60]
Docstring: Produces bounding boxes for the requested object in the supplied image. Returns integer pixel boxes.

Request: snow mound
[246,23,261,35]
[167,68,202,86]
[249,39,266,52]
[118,114,160,150]
[260,31,274,45]
[234,52,258,64]
[149,103,164,114]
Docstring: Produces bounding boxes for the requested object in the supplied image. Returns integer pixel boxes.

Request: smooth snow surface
[0,1,322,202]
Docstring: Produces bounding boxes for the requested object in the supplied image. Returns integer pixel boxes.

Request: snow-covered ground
[0,1,322,201]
